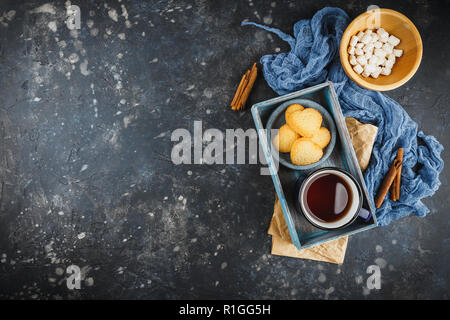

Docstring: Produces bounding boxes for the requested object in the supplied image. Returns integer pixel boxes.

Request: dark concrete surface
[0,0,448,299]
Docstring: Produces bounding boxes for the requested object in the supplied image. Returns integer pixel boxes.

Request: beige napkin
[269,117,378,264]
[345,117,378,172]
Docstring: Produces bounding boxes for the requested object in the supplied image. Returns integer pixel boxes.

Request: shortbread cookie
[310,127,331,149]
[290,138,323,165]
[273,124,300,153]
[287,108,322,138]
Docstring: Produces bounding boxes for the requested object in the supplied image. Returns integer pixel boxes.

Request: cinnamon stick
[237,63,257,111]
[390,173,398,201]
[231,70,249,110]
[395,155,403,199]
[230,63,258,111]
[390,148,404,201]
[375,152,403,208]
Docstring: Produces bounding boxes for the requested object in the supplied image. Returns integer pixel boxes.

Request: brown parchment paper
[345,117,378,172]
[269,117,378,264]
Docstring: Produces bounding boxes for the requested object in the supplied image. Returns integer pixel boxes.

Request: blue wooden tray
[251,82,378,250]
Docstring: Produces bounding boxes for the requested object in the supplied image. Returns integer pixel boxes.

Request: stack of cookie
[273,104,331,166]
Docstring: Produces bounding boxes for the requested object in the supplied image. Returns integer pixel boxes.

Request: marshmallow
[387,53,396,63]
[353,64,364,74]
[376,28,386,35]
[350,35,359,47]
[356,42,364,49]
[393,49,403,57]
[381,67,391,76]
[371,33,379,43]
[382,43,393,54]
[377,28,388,38]
[348,46,355,55]
[349,55,357,66]
[361,34,372,44]
[355,47,364,56]
[362,70,371,78]
[363,43,374,53]
[364,63,376,74]
[387,35,400,46]
[374,48,387,58]
[368,55,379,66]
[385,59,395,69]
[356,55,367,66]
[371,66,382,78]
[374,41,383,49]
[356,31,365,40]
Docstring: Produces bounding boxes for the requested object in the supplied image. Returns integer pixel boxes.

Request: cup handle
[358,207,372,222]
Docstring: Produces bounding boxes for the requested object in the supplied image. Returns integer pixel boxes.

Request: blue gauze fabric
[242,7,444,226]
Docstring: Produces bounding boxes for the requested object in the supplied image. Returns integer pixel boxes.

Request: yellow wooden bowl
[340,8,422,91]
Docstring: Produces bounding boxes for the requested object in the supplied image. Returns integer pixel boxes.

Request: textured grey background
[0,0,448,299]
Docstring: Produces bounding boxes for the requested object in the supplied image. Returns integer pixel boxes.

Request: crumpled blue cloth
[242,7,444,226]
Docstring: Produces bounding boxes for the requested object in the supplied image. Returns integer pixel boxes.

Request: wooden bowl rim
[339,8,423,91]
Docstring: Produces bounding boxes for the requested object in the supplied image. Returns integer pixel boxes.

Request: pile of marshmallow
[348,28,402,78]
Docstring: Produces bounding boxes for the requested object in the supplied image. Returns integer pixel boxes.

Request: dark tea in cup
[305,172,353,223]
[297,167,362,230]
